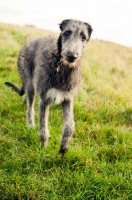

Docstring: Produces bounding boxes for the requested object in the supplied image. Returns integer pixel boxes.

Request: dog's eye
[63,30,72,38]
[80,32,86,41]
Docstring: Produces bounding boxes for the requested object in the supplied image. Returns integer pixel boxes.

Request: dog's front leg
[38,100,50,147]
[59,99,75,155]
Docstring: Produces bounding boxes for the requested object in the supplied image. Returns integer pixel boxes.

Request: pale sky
[0,0,132,47]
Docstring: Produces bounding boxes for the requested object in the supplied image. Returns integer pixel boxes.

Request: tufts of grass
[0,23,132,199]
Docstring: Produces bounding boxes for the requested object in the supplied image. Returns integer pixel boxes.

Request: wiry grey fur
[5,19,92,154]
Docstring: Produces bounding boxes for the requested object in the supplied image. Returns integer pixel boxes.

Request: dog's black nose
[67,52,78,62]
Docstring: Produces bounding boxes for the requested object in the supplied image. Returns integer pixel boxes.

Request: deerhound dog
[5,19,92,154]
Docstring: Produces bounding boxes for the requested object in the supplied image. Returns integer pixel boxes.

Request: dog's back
[5,36,57,95]
[18,36,57,89]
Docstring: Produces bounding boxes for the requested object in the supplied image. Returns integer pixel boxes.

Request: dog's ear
[58,19,70,54]
[59,20,70,31]
[57,35,62,54]
[85,23,93,40]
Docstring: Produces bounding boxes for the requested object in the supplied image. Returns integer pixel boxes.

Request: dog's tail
[5,82,25,96]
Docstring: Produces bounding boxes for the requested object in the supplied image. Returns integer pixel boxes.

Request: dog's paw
[38,130,50,148]
[58,147,68,156]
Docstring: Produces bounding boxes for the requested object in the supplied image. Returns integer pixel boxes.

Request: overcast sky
[0,0,132,47]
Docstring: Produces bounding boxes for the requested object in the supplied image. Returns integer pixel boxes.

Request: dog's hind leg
[26,82,35,127]
[59,99,75,155]
[38,99,50,148]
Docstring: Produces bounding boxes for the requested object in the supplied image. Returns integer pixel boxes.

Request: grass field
[0,22,132,200]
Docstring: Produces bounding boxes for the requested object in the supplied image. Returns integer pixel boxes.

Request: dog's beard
[61,57,80,68]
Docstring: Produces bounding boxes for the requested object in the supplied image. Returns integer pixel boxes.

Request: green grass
[0,23,132,200]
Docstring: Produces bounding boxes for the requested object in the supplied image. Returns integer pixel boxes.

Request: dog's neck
[52,52,61,62]
[51,53,62,72]
[48,52,81,91]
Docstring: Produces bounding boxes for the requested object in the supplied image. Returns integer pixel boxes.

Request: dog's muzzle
[67,52,78,63]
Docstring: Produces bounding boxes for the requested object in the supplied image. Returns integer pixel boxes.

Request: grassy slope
[0,22,132,200]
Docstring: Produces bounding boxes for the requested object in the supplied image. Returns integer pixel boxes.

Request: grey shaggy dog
[5,19,93,154]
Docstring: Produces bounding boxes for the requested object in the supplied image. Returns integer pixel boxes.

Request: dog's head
[57,19,93,68]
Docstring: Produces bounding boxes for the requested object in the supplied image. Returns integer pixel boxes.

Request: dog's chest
[46,88,72,104]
